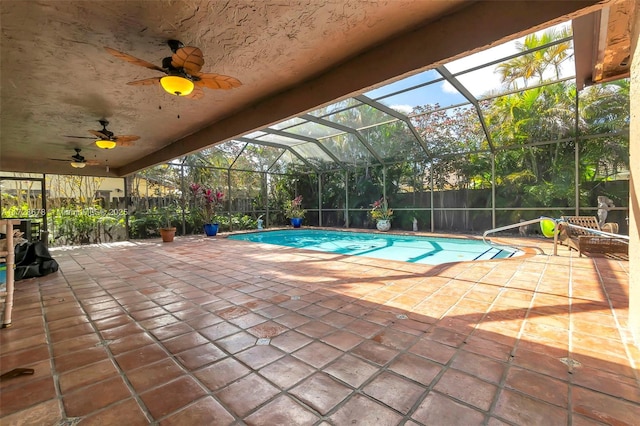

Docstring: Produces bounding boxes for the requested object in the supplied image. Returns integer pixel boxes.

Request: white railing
[482,216,558,255]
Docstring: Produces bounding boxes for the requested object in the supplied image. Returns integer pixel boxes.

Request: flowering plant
[190,183,224,224]
[284,195,306,218]
[370,197,393,221]
[160,201,179,230]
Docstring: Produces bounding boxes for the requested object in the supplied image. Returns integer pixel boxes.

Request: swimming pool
[228,229,522,265]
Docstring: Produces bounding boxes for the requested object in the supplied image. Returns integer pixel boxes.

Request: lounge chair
[558,216,628,257]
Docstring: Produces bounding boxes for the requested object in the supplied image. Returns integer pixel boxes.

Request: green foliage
[477,27,629,209]
[1,203,28,218]
[129,205,181,238]
[369,198,393,221]
[129,213,163,239]
[127,210,258,238]
[49,206,126,246]
[284,195,306,219]
[224,213,258,231]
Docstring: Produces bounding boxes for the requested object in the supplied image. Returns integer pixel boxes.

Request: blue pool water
[228,229,522,265]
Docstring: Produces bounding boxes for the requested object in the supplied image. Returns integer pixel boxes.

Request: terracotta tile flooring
[0,232,637,425]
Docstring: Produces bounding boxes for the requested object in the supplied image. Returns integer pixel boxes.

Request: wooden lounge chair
[558,216,628,257]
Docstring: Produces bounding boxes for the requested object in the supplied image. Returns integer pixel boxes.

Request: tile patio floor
[0,232,637,425]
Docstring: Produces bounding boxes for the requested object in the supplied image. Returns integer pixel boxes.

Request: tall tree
[496,26,572,89]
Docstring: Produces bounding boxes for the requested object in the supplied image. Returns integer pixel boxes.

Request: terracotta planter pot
[160,227,176,242]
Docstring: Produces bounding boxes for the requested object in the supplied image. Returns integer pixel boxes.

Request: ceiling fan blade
[104,47,165,73]
[115,140,135,147]
[113,135,140,143]
[185,87,205,100]
[89,130,110,139]
[64,135,95,140]
[126,77,162,86]
[171,46,204,74]
[85,160,100,166]
[194,73,242,90]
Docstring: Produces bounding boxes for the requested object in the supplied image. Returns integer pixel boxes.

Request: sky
[364,22,574,114]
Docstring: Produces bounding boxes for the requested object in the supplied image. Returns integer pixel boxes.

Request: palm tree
[497,26,572,90]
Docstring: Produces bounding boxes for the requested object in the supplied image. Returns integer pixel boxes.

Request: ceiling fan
[50,148,100,169]
[65,120,139,149]
[105,39,242,99]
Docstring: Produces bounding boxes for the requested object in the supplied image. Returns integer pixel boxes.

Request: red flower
[202,188,215,204]
[190,183,224,224]
[189,183,201,194]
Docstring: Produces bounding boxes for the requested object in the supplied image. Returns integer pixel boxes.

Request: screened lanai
[85,22,628,242]
[1,22,629,243]
[1,3,639,425]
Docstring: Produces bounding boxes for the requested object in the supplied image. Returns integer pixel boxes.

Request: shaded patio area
[1,233,637,425]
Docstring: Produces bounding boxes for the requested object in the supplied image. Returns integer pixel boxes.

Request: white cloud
[441,81,458,94]
[389,104,414,114]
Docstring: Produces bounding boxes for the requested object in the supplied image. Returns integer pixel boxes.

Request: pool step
[475,247,505,261]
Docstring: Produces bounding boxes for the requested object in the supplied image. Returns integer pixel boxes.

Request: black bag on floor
[14,241,59,281]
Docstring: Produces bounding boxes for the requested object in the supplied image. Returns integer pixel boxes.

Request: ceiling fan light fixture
[70,161,86,168]
[95,139,117,149]
[160,75,194,96]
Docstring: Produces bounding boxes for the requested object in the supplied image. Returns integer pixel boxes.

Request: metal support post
[491,153,496,229]
[345,170,349,228]
[318,173,323,227]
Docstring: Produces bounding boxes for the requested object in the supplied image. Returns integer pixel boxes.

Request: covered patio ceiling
[0,1,635,177]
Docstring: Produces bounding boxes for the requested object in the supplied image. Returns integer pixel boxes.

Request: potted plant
[370,197,393,231]
[284,195,306,228]
[190,183,224,236]
[159,204,177,242]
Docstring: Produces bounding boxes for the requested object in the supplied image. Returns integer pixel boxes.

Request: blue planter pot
[290,218,303,228]
[204,223,219,236]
